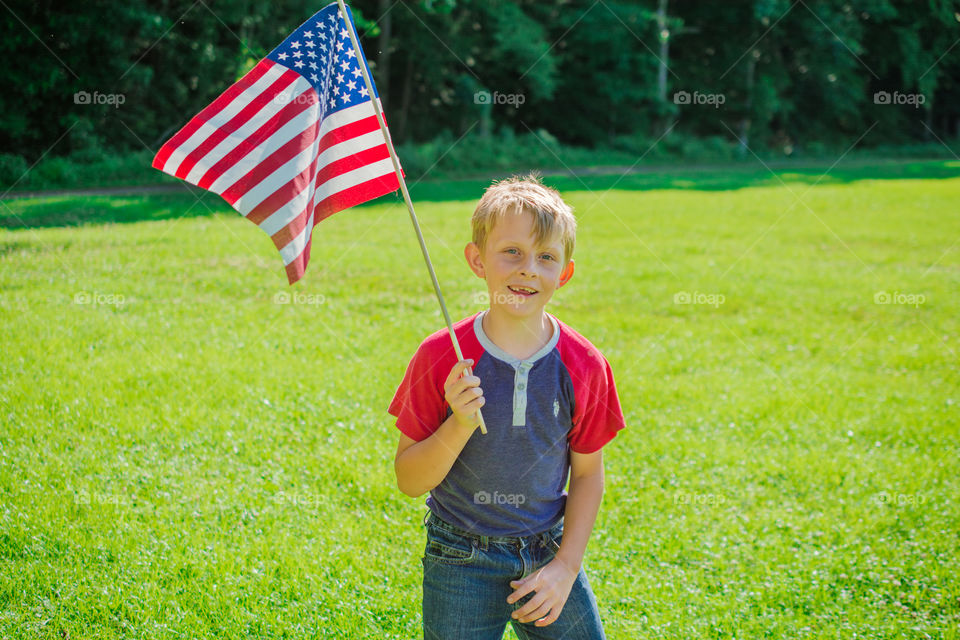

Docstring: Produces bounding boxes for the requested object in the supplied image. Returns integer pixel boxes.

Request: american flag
[153,2,401,283]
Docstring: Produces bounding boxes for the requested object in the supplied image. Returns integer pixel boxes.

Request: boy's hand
[507,557,579,627]
[443,359,484,431]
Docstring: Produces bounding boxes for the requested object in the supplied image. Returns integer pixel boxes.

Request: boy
[389,175,626,639]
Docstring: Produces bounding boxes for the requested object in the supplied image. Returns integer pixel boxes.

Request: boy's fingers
[443,359,475,390]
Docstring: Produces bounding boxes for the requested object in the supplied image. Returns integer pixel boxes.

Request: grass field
[1,160,958,639]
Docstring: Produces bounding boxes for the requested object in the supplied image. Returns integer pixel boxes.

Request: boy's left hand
[507,557,579,627]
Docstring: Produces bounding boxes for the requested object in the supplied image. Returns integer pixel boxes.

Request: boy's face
[465,207,574,321]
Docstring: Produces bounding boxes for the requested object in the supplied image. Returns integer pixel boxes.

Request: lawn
[1,160,958,639]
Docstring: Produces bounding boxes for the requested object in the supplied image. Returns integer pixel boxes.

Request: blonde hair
[471,173,576,263]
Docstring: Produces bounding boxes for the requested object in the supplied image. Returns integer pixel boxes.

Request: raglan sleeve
[388,340,449,442]
[568,352,626,454]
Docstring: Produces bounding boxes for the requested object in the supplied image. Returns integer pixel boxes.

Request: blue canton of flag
[267,4,375,118]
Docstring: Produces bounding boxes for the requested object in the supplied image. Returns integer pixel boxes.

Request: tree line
[1,0,958,163]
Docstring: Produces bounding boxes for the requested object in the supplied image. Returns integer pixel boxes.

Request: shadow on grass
[2,159,958,230]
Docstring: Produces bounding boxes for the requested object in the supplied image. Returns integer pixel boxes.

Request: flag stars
[346,79,356,91]
[277,52,289,61]
[359,86,369,98]
[304,30,313,38]
[351,67,361,78]
[290,41,301,49]
[336,40,344,52]
[309,61,318,70]
[336,72,345,83]
[340,28,349,39]
[340,60,350,72]
[306,40,315,48]
[346,48,356,59]
[310,73,319,82]
[292,50,302,59]
[307,50,316,59]
[294,60,304,69]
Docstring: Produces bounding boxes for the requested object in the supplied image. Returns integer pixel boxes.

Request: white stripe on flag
[161,63,289,176]
[184,78,315,185]
[257,136,324,236]
[208,98,320,194]
[280,211,315,266]
[313,157,396,206]
[234,139,319,215]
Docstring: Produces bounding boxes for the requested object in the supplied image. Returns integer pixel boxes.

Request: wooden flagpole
[337,0,487,434]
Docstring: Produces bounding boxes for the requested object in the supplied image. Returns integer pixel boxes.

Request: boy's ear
[464,242,486,279]
[558,259,575,288]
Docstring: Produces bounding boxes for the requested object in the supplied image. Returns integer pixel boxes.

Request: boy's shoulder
[553,315,613,370]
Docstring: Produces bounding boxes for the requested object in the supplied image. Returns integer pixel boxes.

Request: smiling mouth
[508,285,538,297]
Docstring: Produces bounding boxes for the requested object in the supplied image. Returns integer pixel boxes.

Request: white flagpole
[336,0,487,435]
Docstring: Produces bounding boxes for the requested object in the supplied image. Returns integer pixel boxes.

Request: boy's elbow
[394,464,428,498]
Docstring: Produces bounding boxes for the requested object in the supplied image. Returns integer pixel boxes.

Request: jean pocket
[423,525,477,565]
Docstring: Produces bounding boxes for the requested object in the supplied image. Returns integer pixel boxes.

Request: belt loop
[479,534,488,551]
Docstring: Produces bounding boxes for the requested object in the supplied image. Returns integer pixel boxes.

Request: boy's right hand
[444,359,484,431]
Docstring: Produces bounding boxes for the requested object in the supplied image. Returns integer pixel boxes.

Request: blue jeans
[420,510,606,640]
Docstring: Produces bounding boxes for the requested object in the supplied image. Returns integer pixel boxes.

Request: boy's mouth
[507,285,538,297]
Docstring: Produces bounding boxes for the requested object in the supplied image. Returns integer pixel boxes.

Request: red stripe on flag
[266,146,393,249]
[222,121,322,210]
[152,59,275,171]
[265,151,323,250]
[196,90,319,190]
[315,114,382,151]
[174,70,301,180]
[284,233,313,285]
[315,144,392,189]
[313,171,400,223]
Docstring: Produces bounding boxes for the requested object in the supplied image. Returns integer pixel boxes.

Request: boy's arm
[394,414,476,497]
[394,359,484,497]
[508,448,604,627]
[556,448,604,572]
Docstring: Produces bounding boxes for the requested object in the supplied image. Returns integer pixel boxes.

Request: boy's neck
[481,307,554,361]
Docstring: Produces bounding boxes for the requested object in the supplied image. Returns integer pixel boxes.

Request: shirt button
[518,383,526,390]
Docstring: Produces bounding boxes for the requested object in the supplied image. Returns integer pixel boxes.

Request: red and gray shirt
[389,310,626,536]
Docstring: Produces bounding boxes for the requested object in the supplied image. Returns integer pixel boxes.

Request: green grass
[1,161,958,639]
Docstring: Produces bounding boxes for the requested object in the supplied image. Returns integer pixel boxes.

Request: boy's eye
[505,248,519,255]
[540,254,556,261]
